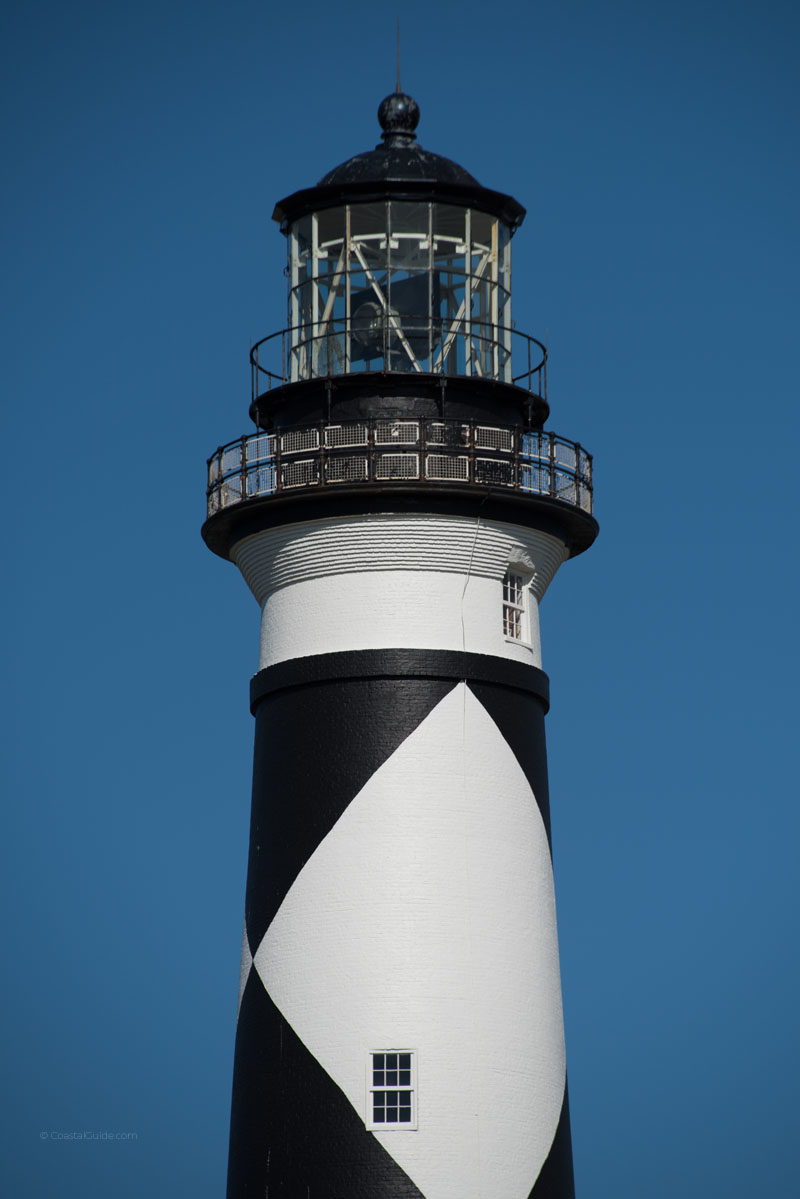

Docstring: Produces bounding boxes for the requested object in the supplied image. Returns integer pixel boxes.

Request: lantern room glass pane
[350,202,387,238]
[286,202,511,383]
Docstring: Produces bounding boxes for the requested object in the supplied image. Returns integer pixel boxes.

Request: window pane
[471,210,494,251]
[350,202,387,237]
[433,204,466,240]
[390,201,430,235]
[316,208,345,257]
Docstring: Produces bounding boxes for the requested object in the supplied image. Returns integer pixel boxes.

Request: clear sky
[3,1,798,1195]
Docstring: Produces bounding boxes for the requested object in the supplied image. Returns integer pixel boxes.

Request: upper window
[503,569,527,641]
[367,1051,417,1131]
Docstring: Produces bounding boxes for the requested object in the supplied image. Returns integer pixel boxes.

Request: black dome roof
[272,92,525,232]
[317,143,480,189]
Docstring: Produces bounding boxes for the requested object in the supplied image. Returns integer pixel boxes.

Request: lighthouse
[202,91,597,1199]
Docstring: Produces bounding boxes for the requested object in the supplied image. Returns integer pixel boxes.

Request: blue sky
[3,0,799,1195]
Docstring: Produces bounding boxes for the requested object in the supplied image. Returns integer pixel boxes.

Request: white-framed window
[366,1050,417,1130]
[503,569,528,641]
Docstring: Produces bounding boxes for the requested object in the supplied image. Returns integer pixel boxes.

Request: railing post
[240,435,248,501]
[368,417,376,483]
[206,452,214,516]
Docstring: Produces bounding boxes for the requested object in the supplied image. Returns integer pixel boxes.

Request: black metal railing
[249,320,548,399]
[206,419,592,519]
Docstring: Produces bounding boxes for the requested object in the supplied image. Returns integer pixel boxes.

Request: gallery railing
[249,320,548,397]
[206,420,592,518]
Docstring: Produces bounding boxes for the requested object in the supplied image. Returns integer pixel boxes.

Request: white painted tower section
[232,512,569,669]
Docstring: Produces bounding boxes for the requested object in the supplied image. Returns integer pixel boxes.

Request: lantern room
[249,91,550,429]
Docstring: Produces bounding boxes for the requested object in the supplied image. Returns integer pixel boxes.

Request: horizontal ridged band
[232,512,568,605]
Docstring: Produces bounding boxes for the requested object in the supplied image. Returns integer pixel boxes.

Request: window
[503,570,527,641]
[367,1051,417,1130]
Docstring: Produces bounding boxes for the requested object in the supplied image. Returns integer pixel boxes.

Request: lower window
[367,1051,417,1130]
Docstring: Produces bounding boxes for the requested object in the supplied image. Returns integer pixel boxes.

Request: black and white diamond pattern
[231,676,572,1199]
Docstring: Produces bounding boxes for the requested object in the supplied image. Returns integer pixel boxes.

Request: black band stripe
[251,649,550,713]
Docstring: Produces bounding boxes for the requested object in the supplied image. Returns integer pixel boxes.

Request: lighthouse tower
[203,92,597,1199]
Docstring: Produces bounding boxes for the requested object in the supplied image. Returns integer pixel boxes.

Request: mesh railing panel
[427,422,470,447]
[426,454,469,481]
[475,426,514,453]
[327,456,369,483]
[219,480,242,506]
[282,459,319,489]
[520,433,547,460]
[374,420,420,445]
[324,424,369,448]
[519,464,549,495]
[220,444,243,476]
[246,434,277,464]
[375,453,420,480]
[282,428,319,455]
[553,441,577,470]
[475,458,514,486]
[553,471,577,505]
[246,465,277,496]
